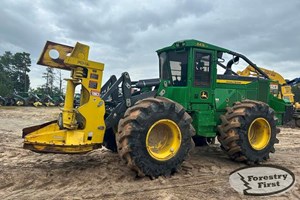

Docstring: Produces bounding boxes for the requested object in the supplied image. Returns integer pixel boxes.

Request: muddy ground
[0,107,299,200]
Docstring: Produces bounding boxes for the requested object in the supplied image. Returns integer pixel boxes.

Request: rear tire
[217,100,279,163]
[116,97,195,177]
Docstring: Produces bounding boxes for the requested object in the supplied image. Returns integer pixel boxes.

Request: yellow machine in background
[22,41,106,153]
[237,65,295,103]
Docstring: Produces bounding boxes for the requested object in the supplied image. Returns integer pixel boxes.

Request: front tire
[217,100,279,163]
[116,97,195,177]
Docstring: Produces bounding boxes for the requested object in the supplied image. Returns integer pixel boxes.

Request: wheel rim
[248,118,271,150]
[146,119,181,161]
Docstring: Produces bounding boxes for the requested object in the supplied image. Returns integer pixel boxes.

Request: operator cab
[157,40,270,87]
[158,43,212,88]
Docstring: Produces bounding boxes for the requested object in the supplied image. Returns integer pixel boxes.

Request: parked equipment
[0,96,6,106]
[287,78,300,87]
[53,95,64,107]
[22,40,292,177]
[10,90,43,107]
[41,94,56,107]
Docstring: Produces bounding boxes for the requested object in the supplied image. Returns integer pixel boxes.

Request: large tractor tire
[217,100,279,163]
[116,97,195,177]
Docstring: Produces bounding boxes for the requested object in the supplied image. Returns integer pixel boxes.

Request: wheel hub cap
[248,118,271,150]
[146,119,181,161]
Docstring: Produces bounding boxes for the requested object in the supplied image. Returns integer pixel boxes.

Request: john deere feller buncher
[22,40,293,177]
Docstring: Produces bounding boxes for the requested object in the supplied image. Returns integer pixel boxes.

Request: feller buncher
[22,40,293,177]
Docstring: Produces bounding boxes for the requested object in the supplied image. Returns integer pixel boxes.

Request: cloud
[0,0,299,90]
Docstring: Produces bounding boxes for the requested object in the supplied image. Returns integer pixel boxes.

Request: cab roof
[156,39,230,54]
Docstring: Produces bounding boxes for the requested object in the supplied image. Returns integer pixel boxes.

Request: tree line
[0,51,63,98]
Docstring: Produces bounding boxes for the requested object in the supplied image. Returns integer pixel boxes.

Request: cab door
[190,49,215,107]
[190,49,216,137]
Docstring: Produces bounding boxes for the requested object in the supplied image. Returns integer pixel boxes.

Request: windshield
[159,50,188,86]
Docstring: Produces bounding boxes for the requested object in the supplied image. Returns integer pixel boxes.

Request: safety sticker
[91,90,100,97]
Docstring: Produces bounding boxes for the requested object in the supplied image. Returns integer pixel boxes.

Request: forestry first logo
[229,165,295,196]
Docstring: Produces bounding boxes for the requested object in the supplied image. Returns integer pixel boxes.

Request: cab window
[194,52,211,87]
[159,51,188,86]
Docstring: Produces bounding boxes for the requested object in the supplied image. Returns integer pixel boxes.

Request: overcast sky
[0,0,299,90]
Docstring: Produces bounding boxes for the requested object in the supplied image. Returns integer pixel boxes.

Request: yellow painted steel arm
[237,65,286,85]
[23,41,106,154]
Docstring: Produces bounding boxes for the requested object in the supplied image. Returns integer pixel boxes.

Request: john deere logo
[200,91,208,99]
[229,165,295,196]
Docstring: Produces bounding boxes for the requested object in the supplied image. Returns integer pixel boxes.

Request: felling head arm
[37,40,103,71]
[37,41,74,70]
[22,41,106,154]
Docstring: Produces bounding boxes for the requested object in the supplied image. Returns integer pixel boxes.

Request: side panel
[162,87,190,109]
[215,81,259,111]
[214,78,289,126]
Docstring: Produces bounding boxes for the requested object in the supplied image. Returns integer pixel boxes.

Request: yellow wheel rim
[146,119,181,161]
[248,118,271,150]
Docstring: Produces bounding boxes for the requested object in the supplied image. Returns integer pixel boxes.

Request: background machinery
[53,95,64,107]
[287,77,300,87]
[237,66,300,127]
[40,94,56,107]
[5,90,43,106]
[237,66,294,103]
[0,95,6,106]
[22,40,292,177]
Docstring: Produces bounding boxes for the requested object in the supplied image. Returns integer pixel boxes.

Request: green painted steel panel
[191,110,216,137]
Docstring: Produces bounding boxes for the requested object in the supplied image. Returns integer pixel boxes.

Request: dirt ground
[0,107,299,200]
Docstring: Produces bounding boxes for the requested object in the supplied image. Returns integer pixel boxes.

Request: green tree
[0,52,14,96]
[31,67,63,98]
[42,67,55,95]
[11,52,31,92]
[0,51,31,96]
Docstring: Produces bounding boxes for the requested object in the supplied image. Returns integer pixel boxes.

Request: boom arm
[237,65,286,85]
